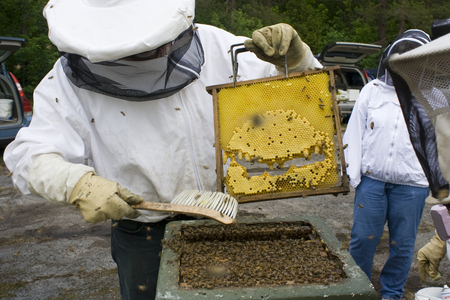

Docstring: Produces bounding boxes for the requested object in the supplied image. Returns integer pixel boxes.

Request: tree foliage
[0,0,58,101]
[1,0,449,101]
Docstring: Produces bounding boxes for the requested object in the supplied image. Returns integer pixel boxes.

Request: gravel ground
[0,146,449,300]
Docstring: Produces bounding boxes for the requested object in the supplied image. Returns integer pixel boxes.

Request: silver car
[316,42,382,122]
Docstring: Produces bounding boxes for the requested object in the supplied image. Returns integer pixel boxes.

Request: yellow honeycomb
[224,110,327,169]
[217,71,339,197]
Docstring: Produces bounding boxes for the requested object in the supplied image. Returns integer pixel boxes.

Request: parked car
[315,42,382,122]
[0,37,32,146]
[364,68,377,81]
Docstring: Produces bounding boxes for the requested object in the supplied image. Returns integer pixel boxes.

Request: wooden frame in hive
[206,66,350,203]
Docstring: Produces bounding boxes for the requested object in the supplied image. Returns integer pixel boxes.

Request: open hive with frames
[166,219,346,289]
[156,217,378,300]
[207,65,349,203]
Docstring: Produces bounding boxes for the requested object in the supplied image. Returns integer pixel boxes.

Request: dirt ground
[0,146,449,299]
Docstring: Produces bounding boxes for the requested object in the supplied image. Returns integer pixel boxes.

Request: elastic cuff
[27,153,95,204]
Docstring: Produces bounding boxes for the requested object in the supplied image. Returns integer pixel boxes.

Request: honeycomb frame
[207,66,349,203]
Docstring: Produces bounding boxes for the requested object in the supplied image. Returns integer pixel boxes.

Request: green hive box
[156,216,377,300]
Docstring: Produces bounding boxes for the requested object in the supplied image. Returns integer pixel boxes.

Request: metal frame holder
[230,43,288,87]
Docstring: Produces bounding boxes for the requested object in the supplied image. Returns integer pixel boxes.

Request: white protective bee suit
[342,29,430,300]
[342,76,428,189]
[386,22,450,282]
[4,2,321,224]
[4,1,322,299]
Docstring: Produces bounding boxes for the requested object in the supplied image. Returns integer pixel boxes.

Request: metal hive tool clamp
[230,43,288,87]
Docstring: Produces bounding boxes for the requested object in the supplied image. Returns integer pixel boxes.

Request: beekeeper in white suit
[343,30,431,300]
[4,0,321,298]
[384,19,450,284]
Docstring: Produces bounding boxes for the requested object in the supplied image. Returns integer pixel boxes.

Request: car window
[0,76,14,99]
[342,69,365,87]
[334,72,348,90]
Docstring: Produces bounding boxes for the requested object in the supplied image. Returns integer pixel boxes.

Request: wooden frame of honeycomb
[207,67,349,203]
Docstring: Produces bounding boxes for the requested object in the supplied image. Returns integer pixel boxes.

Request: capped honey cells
[216,72,340,197]
[166,221,346,289]
[223,109,336,196]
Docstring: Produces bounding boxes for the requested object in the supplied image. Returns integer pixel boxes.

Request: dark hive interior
[166,221,346,289]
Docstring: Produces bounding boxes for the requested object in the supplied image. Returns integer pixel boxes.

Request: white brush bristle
[171,190,238,219]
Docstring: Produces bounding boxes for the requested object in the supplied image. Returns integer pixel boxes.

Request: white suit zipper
[385,109,401,177]
[178,95,203,191]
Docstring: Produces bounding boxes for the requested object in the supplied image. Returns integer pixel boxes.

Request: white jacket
[4,24,322,223]
[343,78,428,189]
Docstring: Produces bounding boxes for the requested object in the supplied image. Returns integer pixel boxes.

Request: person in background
[343,29,431,300]
[406,18,450,283]
[3,0,322,299]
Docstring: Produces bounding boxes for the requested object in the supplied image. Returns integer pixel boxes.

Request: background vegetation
[1,0,450,102]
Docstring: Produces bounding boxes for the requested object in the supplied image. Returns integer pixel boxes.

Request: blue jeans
[349,176,428,300]
[111,219,168,300]
[111,215,201,300]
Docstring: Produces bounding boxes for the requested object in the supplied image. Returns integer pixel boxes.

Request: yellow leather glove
[69,172,143,223]
[244,23,308,69]
[417,231,447,282]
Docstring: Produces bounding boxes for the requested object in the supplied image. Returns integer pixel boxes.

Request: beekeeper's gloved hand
[244,23,315,72]
[27,153,143,224]
[417,231,447,282]
[69,172,143,223]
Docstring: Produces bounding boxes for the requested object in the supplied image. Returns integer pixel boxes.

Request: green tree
[2,0,450,100]
[284,0,329,53]
[1,0,58,102]
[195,0,228,29]
[11,36,60,98]
[230,9,264,37]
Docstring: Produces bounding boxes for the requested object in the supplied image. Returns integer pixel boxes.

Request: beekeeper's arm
[417,231,446,282]
[28,154,142,223]
[417,112,450,282]
[433,112,450,184]
[341,83,372,188]
[244,23,321,73]
[4,67,142,224]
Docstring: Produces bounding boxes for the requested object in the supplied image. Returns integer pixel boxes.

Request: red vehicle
[9,72,32,117]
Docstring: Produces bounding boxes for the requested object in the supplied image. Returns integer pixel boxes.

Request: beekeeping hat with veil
[377,30,431,85]
[382,29,450,200]
[43,0,204,101]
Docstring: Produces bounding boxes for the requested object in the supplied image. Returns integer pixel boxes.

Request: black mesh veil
[377,30,431,85]
[383,30,449,199]
[390,73,449,198]
[60,25,205,101]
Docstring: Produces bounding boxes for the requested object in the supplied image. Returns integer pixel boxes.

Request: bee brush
[131,190,238,224]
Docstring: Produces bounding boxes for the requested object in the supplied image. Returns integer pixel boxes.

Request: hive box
[156,216,377,300]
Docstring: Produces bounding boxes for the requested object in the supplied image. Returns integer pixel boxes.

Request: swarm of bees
[166,221,346,289]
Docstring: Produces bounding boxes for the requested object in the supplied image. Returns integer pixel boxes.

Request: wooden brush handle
[131,202,235,225]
